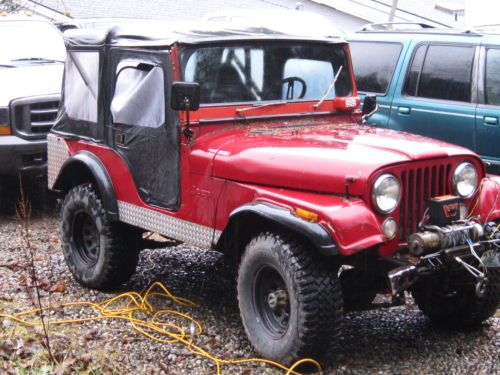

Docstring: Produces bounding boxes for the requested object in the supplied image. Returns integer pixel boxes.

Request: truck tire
[60,185,139,291]
[237,232,343,364]
[411,259,500,327]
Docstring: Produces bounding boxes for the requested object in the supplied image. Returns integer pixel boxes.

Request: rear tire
[411,253,500,327]
[60,185,139,291]
[237,232,343,364]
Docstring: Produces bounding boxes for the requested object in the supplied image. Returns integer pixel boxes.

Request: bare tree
[17,175,55,364]
[0,0,24,13]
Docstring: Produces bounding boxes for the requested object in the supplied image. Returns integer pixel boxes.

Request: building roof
[313,0,465,29]
[31,0,366,33]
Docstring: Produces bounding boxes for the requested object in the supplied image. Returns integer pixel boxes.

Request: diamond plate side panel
[47,134,71,189]
[118,201,221,249]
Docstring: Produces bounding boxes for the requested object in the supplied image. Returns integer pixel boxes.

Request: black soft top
[63,20,346,49]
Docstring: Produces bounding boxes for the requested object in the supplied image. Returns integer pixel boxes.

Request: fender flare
[221,202,338,256]
[53,151,119,220]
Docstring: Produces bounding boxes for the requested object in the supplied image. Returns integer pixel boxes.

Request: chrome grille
[398,163,452,240]
[10,95,60,139]
[29,101,59,134]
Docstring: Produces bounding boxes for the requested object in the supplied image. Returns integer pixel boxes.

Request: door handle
[115,133,126,145]
[484,116,498,125]
[398,107,411,115]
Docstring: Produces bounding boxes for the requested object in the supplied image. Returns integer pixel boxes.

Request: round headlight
[453,162,478,198]
[372,174,401,214]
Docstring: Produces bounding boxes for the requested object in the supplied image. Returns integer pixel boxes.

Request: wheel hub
[254,266,291,338]
[267,289,288,310]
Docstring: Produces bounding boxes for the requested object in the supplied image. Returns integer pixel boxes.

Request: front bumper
[0,135,47,176]
[388,221,500,295]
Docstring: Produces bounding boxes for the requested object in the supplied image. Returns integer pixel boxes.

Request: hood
[201,121,477,196]
[0,64,63,105]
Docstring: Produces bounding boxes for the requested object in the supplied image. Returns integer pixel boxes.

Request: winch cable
[466,238,488,277]
[0,281,322,375]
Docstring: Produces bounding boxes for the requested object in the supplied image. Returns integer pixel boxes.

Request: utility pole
[388,0,398,22]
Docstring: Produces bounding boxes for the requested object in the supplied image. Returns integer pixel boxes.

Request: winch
[409,221,484,256]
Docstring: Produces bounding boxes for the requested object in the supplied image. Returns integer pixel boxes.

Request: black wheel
[237,232,343,363]
[60,185,139,291]
[411,253,500,327]
[340,269,378,310]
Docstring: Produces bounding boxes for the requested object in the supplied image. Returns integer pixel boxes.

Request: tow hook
[388,265,418,296]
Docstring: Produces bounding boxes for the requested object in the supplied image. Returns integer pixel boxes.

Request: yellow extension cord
[0,281,322,375]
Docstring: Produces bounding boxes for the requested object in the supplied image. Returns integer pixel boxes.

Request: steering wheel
[281,77,307,100]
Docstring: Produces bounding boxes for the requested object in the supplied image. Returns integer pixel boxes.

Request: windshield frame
[178,40,353,111]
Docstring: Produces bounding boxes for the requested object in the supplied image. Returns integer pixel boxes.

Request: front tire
[60,185,139,291]
[237,232,343,364]
[411,254,500,327]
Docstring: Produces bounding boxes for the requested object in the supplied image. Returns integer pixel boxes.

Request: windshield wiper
[11,57,64,64]
[236,101,287,115]
[0,63,15,68]
[313,65,343,109]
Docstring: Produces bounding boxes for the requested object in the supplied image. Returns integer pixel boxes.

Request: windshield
[0,21,65,66]
[181,42,351,105]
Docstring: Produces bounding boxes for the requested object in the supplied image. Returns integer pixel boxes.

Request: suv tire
[60,185,139,291]
[411,255,500,327]
[237,232,343,364]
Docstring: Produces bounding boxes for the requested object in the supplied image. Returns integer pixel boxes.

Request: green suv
[348,23,500,174]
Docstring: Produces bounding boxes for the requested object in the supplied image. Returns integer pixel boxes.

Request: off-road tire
[411,259,500,326]
[237,232,343,364]
[60,185,139,291]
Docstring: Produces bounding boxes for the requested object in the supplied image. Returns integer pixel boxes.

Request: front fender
[223,185,385,256]
[229,202,338,255]
[471,175,500,222]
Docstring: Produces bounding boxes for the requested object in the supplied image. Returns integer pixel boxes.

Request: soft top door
[108,48,180,210]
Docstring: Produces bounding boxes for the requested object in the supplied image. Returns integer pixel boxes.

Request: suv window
[404,44,475,103]
[181,43,350,105]
[485,48,500,106]
[349,42,402,94]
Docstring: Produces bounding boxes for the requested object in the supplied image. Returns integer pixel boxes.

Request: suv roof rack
[470,24,500,35]
[358,22,436,32]
[357,22,485,37]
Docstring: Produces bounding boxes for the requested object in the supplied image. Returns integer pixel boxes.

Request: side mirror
[362,95,377,117]
[171,82,200,111]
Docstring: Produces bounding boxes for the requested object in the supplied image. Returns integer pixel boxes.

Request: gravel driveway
[0,188,498,374]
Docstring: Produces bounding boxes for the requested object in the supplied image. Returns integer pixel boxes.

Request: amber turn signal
[0,126,11,135]
[294,208,319,222]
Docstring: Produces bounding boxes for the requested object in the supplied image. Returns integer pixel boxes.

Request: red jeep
[49,23,500,363]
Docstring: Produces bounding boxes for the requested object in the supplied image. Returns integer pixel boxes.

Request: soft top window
[64,51,99,123]
[111,61,165,128]
[180,42,351,105]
